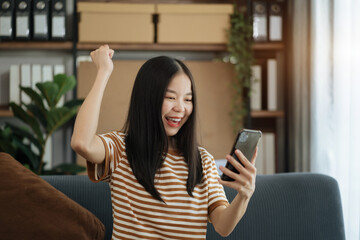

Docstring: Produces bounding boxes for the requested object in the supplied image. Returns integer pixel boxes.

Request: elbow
[213,224,232,238]
[71,136,88,155]
[216,229,231,238]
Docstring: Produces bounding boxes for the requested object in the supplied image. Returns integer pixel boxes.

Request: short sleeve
[87,131,126,183]
[199,147,229,217]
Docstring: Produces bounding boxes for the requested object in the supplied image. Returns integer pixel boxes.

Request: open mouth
[165,117,182,128]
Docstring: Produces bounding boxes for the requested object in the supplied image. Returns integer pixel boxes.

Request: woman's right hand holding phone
[218,148,257,200]
[209,148,257,236]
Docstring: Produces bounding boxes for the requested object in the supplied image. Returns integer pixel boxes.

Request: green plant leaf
[0,139,16,156]
[9,103,44,144]
[20,87,46,112]
[36,82,59,109]
[13,137,40,171]
[54,74,76,106]
[0,125,12,138]
[25,104,47,130]
[0,126,21,156]
[227,3,254,132]
[5,122,43,152]
[45,107,78,134]
[64,99,84,109]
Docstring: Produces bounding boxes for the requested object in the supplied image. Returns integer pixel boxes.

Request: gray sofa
[42,173,345,240]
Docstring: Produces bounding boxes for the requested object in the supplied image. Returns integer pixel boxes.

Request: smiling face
[162,72,193,137]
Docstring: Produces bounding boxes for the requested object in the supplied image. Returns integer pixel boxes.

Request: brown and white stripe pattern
[87,131,228,240]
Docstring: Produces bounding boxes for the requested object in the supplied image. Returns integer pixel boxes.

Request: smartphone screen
[221,129,262,181]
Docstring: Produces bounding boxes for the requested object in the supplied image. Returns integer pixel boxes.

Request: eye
[185,98,193,102]
[165,96,175,100]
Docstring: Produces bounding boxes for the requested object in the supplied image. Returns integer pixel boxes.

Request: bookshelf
[0,0,289,173]
[0,41,285,117]
[248,0,288,173]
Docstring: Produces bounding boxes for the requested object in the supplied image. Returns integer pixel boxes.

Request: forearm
[211,194,251,237]
[71,70,110,162]
[212,149,257,236]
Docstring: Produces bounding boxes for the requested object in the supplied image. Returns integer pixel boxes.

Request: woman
[71,45,257,239]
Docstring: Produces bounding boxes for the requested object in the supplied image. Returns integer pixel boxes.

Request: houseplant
[0,74,84,175]
[227,4,254,131]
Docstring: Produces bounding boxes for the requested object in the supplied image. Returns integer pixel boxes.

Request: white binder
[20,64,31,105]
[9,65,20,106]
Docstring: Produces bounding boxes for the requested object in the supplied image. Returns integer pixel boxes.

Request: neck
[167,137,176,151]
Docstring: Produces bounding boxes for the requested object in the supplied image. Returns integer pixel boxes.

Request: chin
[165,130,179,137]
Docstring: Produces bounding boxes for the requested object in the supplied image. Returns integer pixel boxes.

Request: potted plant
[227,4,254,132]
[0,74,84,175]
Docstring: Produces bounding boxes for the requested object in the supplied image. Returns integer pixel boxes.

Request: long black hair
[122,56,202,202]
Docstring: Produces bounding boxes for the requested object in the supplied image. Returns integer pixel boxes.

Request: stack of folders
[9,63,65,171]
[250,59,278,111]
[252,0,283,42]
[255,133,276,175]
[9,63,65,106]
[0,0,67,41]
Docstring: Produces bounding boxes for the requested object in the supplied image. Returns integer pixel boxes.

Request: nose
[173,99,185,112]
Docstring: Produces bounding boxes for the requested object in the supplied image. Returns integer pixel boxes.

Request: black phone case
[221,129,262,181]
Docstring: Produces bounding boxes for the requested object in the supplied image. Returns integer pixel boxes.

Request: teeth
[168,117,181,122]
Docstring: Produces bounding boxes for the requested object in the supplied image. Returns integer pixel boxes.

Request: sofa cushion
[0,152,105,240]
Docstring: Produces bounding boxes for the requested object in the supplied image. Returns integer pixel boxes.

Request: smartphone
[221,129,262,181]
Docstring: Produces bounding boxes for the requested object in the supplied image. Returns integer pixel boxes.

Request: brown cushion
[0,152,105,240]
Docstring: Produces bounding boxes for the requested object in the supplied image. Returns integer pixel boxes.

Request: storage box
[78,3,155,43]
[157,4,233,44]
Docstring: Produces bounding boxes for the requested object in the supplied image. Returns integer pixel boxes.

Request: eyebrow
[166,89,192,96]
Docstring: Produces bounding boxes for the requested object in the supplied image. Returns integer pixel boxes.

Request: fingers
[219,150,257,180]
[218,177,242,189]
[92,45,114,55]
[218,149,257,198]
[217,167,256,199]
[109,49,114,59]
[219,165,248,184]
[90,45,114,62]
[233,150,256,174]
[223,155,252,180]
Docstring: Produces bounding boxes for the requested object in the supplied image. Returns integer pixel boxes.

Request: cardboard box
[77,60,235,161]
[157,4,233,44]
[78,3,155,43]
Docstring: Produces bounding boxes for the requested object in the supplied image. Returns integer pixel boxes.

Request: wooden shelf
[252,42,284,51]
[0,41,73,50]
[0,41,283,52]
[77,43,227,51]
[251,110,285,118]
[77,42,284,51]
[0,107,12,117]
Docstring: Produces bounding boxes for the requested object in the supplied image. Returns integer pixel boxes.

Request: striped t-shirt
[87,131,229,240]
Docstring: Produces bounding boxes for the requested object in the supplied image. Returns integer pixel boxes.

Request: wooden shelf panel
[77,43,227,51]
[0,41,73,50]
[0,107,12,117]
[251,110,285,118]
[77,0,235,3]
[77,42,284,51]
[252,42,284,51]
[0,42,283,52]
